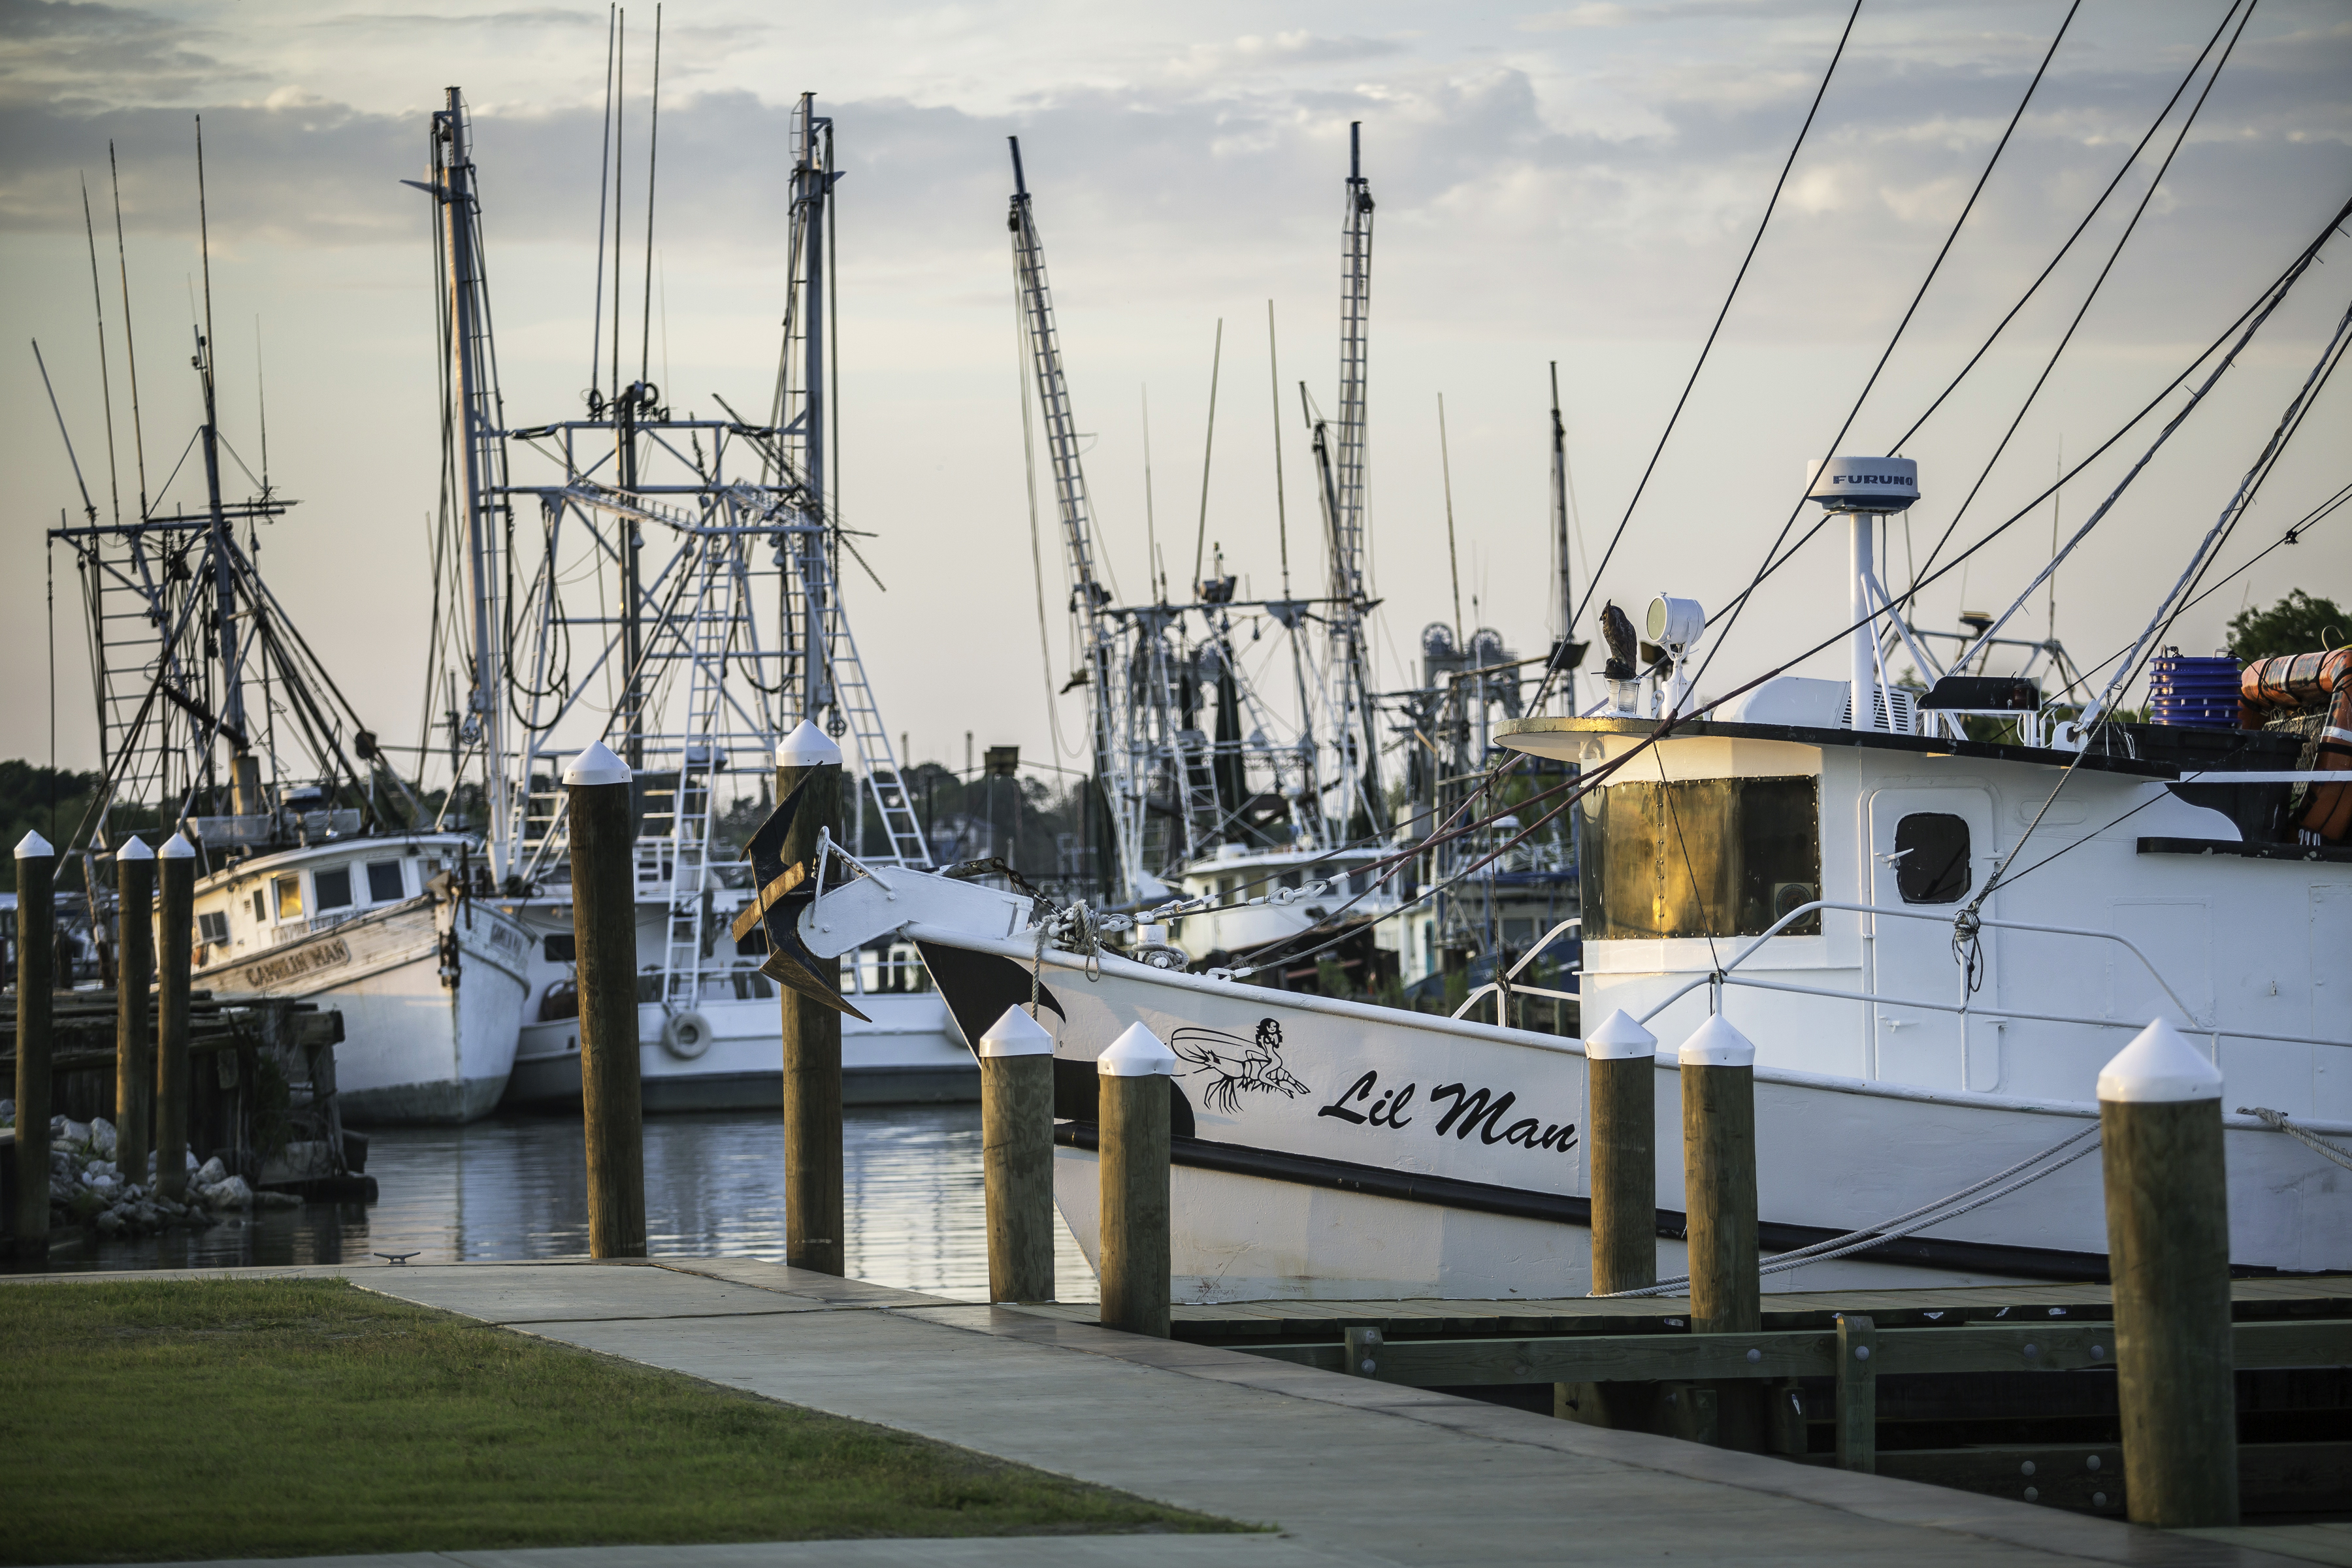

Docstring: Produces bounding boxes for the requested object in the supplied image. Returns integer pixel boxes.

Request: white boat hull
[914,925,2351,1302]
[505,990,977,1111]
[198,897,531,1125]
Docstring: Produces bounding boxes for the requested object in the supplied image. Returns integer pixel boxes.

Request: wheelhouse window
[314,866,353,911]
[367,860,404,903]
[1579,776,1821,939]
[272,874,304,921]
[1893,813,1972,904]
[197,911,230,945]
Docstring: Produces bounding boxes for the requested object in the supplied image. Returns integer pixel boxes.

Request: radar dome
[1805,455,1919,513]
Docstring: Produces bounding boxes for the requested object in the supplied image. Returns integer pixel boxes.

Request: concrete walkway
[16,1258,2327,1567]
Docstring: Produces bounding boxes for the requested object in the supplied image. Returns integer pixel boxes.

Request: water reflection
[17,1107,1098,1302]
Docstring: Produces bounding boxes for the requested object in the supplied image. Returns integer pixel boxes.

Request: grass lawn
[0,1277,1243,1563]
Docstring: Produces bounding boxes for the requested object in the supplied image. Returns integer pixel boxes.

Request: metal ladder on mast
[655,533,743,1006]
[815,588,930,866]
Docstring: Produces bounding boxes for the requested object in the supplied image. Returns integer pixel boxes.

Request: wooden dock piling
[1679,1015,1759,1337]
[113,837,154,1192]
[776,719,845,1277]
[13,832,55,1257]
[566,742,647,1258]
[1584,1009,1658,1296]
[2099,1019,2237,1529]
[979,1005,1056,1303]
[1680,1013,1762,1449]
[1097,1021,1175,1339]
[154,834,195,1201]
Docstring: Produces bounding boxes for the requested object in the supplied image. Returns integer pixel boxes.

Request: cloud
[1164,30,1407,82]
[0,0,254,110]
[313,8,602,26]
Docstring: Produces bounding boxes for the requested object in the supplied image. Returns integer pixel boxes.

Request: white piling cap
[979,1006,1054,1058]
[1678,1013,1754,1068]
[2097,1018,2222,1103]
[160,832,196,860]
[1096,1021,1177,1077]
[14,829,54,859]
[116,836,155,862]
[563,740,632,787]
[776,719,843,769]
[1584,1008,1658,1061]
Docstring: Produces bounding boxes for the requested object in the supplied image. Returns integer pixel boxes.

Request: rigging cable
[1951,274,2352,923]
[1560,0,1864,657]
[1657,0,2083,712]
[1687,0,2252,694]
[1896,0,2257,606]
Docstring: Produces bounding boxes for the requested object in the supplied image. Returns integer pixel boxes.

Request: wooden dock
[1005,1273,2352,1343]
[1009,1277,2352,1522]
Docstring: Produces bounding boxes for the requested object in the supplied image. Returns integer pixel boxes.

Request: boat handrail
[1626,898,2202,1031]
[1610,898,2347,1053]
[1449,917,1581,1020]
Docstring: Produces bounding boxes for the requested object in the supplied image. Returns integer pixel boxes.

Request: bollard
[979,1005,1056,1303]
[776,719,845,1276]
[1679,1013,1759,1336]
[114,836,155,1193]
[2100,1019,2237,1528]
[1585,1008,1658,1296]
[1682,1013,1763,1451]
[154,833,195,1201]
[14,831,56,1258]
[566,742,647,1258]
[1097,1021,1175,1337]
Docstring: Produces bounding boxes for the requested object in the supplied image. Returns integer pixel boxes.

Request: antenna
[31,339,98,524]
[1190,317,1222,596]
[79,178,122,527]
[1008,135,1027,198]
[195,116,217,367]
[1141,385,1158,600]
[587,3,615,405]
[109,143,150,521]
[1439,391,1462,647]
[1267,301,1290,597]
[254,316,270,497]
[638,1,661,388]
[612,7,625,410]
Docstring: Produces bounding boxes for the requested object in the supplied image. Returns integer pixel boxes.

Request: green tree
[0,762,103,893]
[2227,590,2347,662]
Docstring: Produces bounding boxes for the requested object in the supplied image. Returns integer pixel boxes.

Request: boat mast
[1007,137,1141,900]
[433,88,512,882]
[1331,123,1386,840]
[791,94,835,726]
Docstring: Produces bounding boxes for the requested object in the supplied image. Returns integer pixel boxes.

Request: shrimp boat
[761,125,2352,1296]
[421,90,966,1111]
[45,155,527,1124]
[776,459,2351,1300]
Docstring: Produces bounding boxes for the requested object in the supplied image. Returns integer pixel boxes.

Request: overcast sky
[4,0,2347,783]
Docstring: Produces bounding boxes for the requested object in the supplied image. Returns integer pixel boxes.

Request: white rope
[2240,1105,2352,1173]
[1600,1122,2102,1299]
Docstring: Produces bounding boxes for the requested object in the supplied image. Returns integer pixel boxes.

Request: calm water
[21,1106,1098,1302]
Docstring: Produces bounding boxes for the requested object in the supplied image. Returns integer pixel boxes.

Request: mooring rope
[1599,1122,2104,1299]
[2240,1105,2352,1173]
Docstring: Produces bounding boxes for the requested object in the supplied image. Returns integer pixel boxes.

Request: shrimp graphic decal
[1168,1019,1312,1115]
